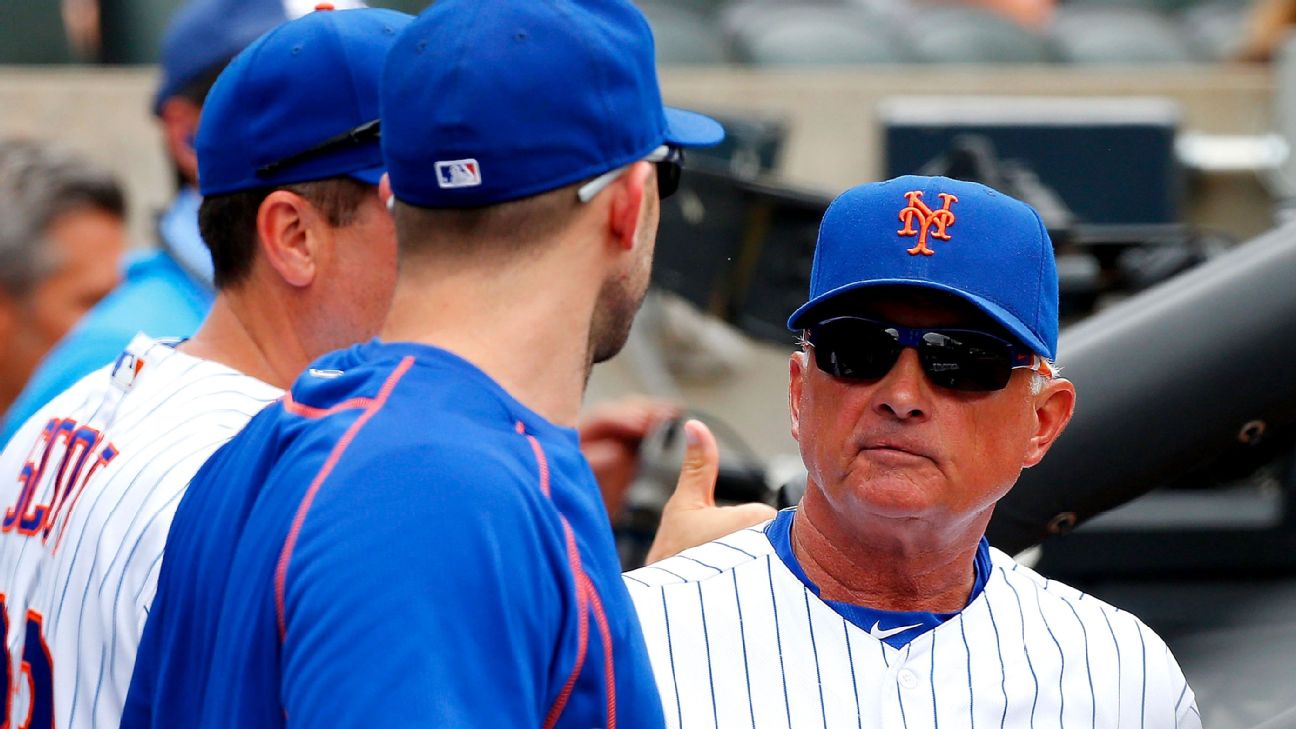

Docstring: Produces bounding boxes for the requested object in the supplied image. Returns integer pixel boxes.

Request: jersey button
[897,668,920,690]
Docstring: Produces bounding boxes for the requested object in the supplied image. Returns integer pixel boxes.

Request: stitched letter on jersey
[1,417,119,548]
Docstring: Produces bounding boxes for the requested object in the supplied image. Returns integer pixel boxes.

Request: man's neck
[178,289,311,390]
[380,253,597,428]
[790,485,990,614]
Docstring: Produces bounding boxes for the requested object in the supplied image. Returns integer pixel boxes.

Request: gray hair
[0,139,125,297]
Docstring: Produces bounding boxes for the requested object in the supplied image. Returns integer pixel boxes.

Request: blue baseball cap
[196,7,412,196]
[153,0,291,115]
[381,0,725,208]
[787,175,1059,360]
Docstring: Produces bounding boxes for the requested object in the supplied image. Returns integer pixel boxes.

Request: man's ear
[379,173,395,212]
[256,190,321,289]
[158,97,202,186]
[789,350,808,444]
[1023,377,1076,468]
[607,161,652,252]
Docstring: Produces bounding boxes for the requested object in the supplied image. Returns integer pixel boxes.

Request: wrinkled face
[588,166,660,365]
[313,188,398,353]
[790,289,1050,530]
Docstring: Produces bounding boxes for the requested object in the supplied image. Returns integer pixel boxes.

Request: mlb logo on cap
[436,159,482,189]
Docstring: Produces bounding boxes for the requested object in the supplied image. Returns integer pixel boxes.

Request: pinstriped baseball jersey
[0,333,281,729]
[624,510,1201,729]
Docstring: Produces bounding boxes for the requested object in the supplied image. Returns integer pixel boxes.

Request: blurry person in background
[61,0,102,59]
[0,139,125,416]
[0,0,353,446]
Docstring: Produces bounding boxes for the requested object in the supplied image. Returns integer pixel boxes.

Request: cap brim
[787,279,1054,360]
[664,107,725,148]
[346,164,386,187]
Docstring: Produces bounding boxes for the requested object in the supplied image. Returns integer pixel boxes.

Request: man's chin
[590,330,631,365]
[842,478,943,522]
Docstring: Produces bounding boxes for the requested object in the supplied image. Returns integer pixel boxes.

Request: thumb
[730,501,778,525]
[671,419,721,508]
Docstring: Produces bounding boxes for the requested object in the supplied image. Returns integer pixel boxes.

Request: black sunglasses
[807,316,1051,392]
[576,145,685,203]
[655,146,684,200]
[256,119,381,178]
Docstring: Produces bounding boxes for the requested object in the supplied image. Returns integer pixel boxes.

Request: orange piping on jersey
[542,519,590,729]
[583,572,617,728]
[520,427,552,499]
[520,422,617,728]
[274,355,414,642]
[281,394,375,419]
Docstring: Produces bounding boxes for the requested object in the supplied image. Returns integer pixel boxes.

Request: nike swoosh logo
[870,621,921,640]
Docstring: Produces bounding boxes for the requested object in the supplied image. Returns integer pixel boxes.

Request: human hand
[644,419,777,564]
[578,396,681,516]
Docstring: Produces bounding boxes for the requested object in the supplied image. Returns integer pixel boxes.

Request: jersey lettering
[1,417,119,546]
[0,595,54,729]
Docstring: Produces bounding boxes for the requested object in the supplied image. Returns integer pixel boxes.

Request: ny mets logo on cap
[897,190,958,256]
[436,159,482,189]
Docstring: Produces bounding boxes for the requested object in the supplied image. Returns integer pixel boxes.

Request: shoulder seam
[274,356,415,642]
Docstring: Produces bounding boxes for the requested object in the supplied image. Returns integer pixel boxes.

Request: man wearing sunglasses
[626,176,1200,727]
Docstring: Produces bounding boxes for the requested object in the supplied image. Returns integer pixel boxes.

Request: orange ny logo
[897,191,958,256]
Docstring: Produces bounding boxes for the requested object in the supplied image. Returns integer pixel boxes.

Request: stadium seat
[727,4,912,65]
[637,2,730,64]
[0,1,73,63]
[903,6,1054,63]
[1179,0,1250,60]
[1049,6,1203,63]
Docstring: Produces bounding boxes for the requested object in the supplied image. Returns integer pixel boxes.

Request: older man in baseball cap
[124,1,731,727]
[627,176,1201,727]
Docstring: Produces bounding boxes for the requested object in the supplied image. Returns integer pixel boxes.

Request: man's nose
[871,348,930,421]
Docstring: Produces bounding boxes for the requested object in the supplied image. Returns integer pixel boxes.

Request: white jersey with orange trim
[0,333,280,729]
[624,514,1202,729]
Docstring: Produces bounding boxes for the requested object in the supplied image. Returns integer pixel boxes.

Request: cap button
[314,2,335,10]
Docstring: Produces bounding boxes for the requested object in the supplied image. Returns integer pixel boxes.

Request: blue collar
[157,187,214,292]
[764,508,991,648]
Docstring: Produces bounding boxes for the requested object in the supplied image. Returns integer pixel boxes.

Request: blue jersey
[1,190,214,447]
[122,340,664,728]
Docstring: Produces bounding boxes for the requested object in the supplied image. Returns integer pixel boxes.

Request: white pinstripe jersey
[624,516,1202,729]
[0,334,281,729]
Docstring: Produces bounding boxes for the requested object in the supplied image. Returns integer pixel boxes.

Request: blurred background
[3,0,1296,725]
